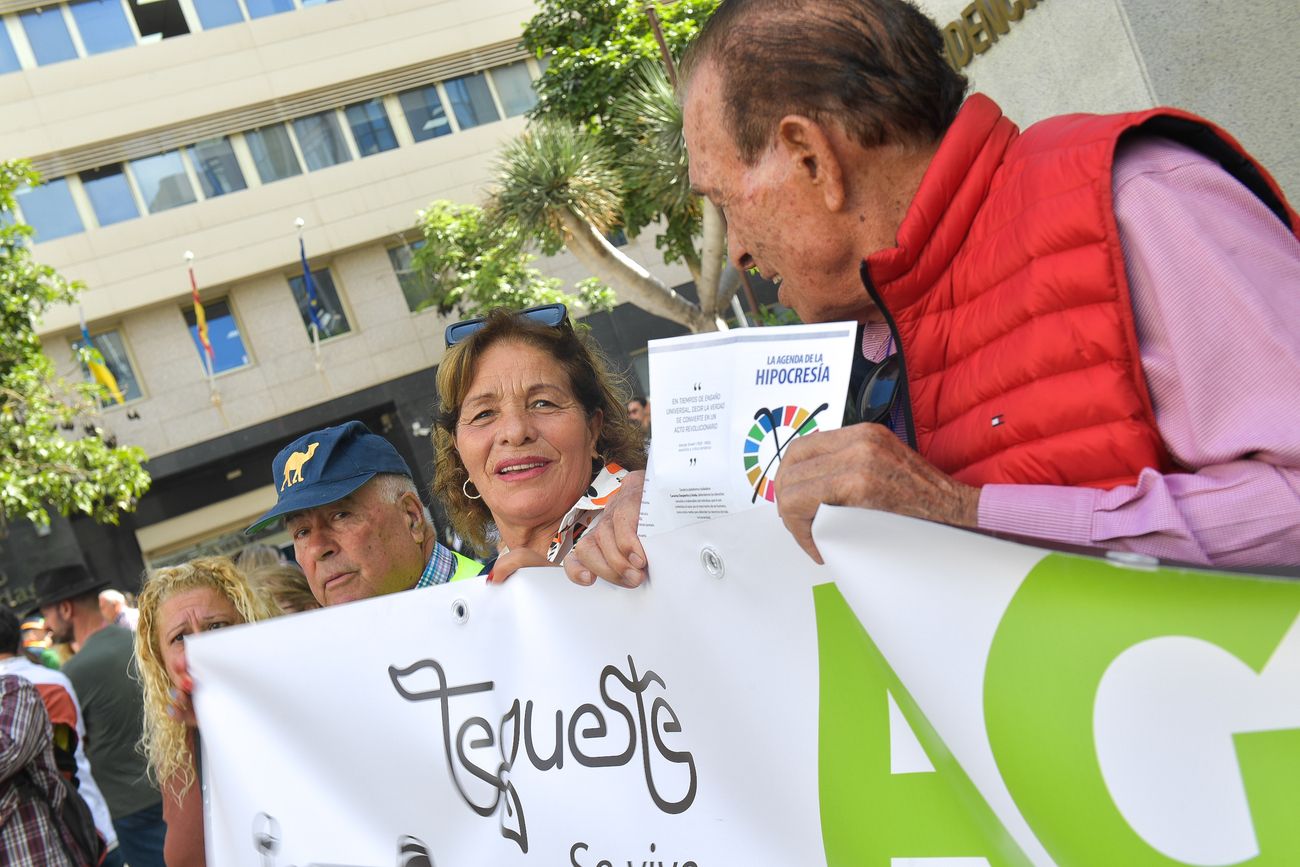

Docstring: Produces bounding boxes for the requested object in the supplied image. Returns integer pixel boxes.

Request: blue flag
[299,236,327,333]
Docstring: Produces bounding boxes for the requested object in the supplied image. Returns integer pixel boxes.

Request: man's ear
[398,492,425,542]
[775,115,846,212]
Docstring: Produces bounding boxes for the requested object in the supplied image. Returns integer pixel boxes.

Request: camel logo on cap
[280,442,320,491]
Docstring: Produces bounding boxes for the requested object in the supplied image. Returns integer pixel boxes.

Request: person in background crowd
[0,608,121,865]
[34,564,167,867]
[433,305,647,582]
[0,674,96,866]
[619,0,1300,569]
[136,556,279,867]
[19,617,62,670]
[245,564,321,614]
[626,396,651,435]
[98,590,138,632]
[234,544,283,573]
[246,421,484,606]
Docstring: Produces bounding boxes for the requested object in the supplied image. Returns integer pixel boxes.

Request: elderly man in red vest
[664,0,1299,569]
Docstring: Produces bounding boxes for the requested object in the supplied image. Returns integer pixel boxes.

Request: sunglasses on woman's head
[444,303,569,347]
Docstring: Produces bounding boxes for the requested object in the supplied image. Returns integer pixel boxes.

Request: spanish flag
[189,265,215,371]
[78,308,125,405]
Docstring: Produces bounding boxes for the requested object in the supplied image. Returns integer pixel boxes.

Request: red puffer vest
[865,94,1298,489]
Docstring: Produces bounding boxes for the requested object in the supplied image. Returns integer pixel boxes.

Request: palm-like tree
[491,63,736,332]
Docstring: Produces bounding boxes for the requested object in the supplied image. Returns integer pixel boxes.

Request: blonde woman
[135,557,278,867]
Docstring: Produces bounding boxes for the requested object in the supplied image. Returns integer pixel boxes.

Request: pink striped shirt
[868,137,1300,568]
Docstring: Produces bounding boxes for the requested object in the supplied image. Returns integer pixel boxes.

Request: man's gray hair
[370,473,435,528]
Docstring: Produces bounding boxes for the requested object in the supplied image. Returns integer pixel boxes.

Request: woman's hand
[487,547,555,584]
[166,682,197,728]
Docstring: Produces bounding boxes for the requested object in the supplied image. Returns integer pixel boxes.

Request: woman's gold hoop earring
[462,478,481,500]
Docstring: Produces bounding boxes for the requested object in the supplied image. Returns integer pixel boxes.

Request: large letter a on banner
[814,584,1029,867]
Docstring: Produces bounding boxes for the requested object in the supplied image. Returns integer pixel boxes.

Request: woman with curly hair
[433,304,647,581]
[135,556,279,867]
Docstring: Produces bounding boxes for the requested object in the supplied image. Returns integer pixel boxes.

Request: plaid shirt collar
[414,542,458,589]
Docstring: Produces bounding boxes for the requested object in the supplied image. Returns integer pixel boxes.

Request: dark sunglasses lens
[445,319,484,346]
[525,305,567,328]
[857,355,901,424]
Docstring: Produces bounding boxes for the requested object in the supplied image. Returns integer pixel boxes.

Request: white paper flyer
[639,322,856,536]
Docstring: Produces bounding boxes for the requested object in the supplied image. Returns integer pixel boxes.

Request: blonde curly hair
[432,308,647,555]
[135,556,280,800]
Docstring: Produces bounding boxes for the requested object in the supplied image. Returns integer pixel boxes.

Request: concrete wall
[918,0,1297,198]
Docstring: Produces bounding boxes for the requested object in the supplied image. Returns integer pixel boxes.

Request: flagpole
[297,217,331,394]
[186,250,228,426]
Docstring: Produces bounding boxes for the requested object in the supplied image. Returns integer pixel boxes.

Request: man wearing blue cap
[247,421,482,606]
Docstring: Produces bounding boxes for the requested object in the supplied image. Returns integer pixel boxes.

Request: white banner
[189,508,1300,866]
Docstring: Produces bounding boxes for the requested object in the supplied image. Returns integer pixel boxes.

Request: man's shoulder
[65,626,133,675]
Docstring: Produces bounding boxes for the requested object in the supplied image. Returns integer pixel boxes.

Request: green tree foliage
[0,161,150,530]
[524,0,721,267]
[413,200,614,317]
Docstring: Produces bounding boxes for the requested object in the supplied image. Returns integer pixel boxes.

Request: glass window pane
[69,0,135,55]
[129,151,196,213]
[288,268,350,339]
[245,125,302,184]
[387,242,437,313]
[398,86,452,143]
[16,179,84,241]
[444,73,500,130]
[80,165,139,227]
[343,99,397,157]
[243,0,294,19]
[490,62,537,117]
[71,329,143,402]
[186,137,246,198]
[192,0,245,29]
[127,0,189,41]
[183,298,249,374]
[291,111,351,171]
[20,8,78,66]
[1,20,23,73]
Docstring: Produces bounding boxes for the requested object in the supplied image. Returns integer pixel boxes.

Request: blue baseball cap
[245,421,413,534]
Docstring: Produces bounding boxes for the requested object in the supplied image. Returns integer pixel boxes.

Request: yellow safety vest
[450,551,485,582]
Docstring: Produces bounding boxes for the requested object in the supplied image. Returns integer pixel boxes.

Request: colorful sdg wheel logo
[743,403,828,503]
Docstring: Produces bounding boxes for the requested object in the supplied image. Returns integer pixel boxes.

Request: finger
[776,483,825,565]
[563,547,597,586]
[571,530,619,585]
[590,521,643,587]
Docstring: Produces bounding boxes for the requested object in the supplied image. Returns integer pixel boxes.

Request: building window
[344,99,398,157]
[0,22,20,74]
[245,125,303,184]
[16,179,84,241]
[388,242,439,313]
[244,0,295,19]
[191,0,245,29]
[187,137,246,198]
[398,85,453,143]
[80,165,140,227]
[444,73,501,130]
[490,62,538,117]
[20,7,78,66]
[183,298,249,374]
[69,0,136,55]
[127,0,190,41]
[288,267,350,339]
[291,111,351,171]
[129,151,197,213]
[71,329,144,403]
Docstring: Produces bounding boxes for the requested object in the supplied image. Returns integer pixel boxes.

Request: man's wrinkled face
[683,62,871,324]
[286,479,427,607]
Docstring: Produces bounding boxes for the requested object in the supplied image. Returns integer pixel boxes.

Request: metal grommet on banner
[252,812,281,856]
[1105,550,1159,571]
[700,546,725,579]
[451,598,469,624]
